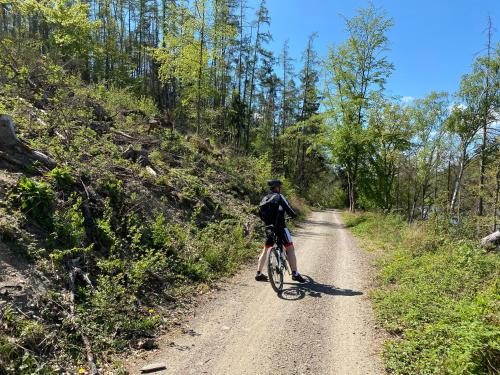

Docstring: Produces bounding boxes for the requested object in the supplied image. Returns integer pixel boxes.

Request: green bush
[197,219,249,275]
[150,214,186,254]
[50,195,86,248]
[47,167,74,188]
[99,178,123,207]
[15,177,54,227]
[345,212,500,375]
[87,84,158,125]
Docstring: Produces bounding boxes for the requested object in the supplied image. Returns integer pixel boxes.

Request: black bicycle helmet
[267,179,282,189]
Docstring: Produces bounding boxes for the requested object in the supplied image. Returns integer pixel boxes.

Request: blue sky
[247,0,499,101]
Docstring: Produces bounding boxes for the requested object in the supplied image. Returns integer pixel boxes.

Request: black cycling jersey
[260,192,297,229]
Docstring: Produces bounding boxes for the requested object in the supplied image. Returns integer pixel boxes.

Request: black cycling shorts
[264,227,293,249]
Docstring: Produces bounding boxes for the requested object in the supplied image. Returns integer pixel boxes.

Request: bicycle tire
[267,247,283,293]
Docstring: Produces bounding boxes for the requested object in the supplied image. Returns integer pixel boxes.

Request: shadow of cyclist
[278,275,363,301]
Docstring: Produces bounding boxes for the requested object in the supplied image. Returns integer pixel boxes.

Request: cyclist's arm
[279,194,297,219]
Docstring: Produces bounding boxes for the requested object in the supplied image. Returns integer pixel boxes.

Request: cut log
[31,150,56,168]
[480,231,500,252]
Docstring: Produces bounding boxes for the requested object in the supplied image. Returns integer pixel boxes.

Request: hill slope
[0,88,304,374]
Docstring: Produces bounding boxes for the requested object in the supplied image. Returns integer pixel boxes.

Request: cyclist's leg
[257,234,274,274]
[281,228,298,272]
[285,245,297,272]
[257,246,271,273]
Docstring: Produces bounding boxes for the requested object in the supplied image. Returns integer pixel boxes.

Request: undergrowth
[0,84,308,373]
[343,212,500,375]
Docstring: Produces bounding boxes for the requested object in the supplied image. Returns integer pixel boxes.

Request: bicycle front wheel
[267,247,283,293]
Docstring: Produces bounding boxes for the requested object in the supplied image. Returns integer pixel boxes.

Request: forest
[0,0,499,374]
[1,0,498,223]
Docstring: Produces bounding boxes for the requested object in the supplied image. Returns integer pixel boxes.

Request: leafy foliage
[345,212,500,374]
[15,177,55,227]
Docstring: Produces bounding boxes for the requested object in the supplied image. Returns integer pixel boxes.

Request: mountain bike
[266,225,291,293]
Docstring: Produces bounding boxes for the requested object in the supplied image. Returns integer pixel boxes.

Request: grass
[343,212,500,375]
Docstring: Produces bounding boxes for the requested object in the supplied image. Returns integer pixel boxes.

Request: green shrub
[81,272,161,351]
[150,214,186,254]
[88,84,158,124]
[15,177,54,227]
[345,212,500,375]
[47,167,74,188]
[19,321,47,351]
[196,219,253,276]
[50,195,86,248]
[99,178,123,206]
[96,198,120,253]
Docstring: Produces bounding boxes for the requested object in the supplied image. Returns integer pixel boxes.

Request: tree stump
[0,114,56,171]
[0,115,20,147]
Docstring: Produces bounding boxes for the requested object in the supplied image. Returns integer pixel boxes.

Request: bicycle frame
[266,225,291,268]
[275,244,291,275]
[266,225,291,275]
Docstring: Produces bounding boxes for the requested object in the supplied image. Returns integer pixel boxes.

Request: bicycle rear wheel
[267,247,283,293]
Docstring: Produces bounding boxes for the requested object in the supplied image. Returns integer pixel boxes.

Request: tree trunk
[450,148,466,214]
[0,114,19,146]
[196,1,206,134]
[480,231,500,252]
[347,173,356,212]
[494,170,499,231]
[409,187,419,224]
[237,0,244,95]
[421,183,427,219]
[479,16,492,216]
[447,152,452,206]
[245,18,261,152]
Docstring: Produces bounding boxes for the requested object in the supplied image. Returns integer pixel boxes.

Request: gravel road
[128,210,384,375]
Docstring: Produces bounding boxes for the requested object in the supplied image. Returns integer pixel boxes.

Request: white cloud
[401,96,415,104]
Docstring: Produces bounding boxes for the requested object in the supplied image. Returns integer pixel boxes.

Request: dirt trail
[128,210,384,375]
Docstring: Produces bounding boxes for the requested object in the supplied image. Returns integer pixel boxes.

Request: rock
[140,362,167,373]
[122,144,136,160]
[480,231,500,252]
[145,165,157,177]
[137,339,157,350]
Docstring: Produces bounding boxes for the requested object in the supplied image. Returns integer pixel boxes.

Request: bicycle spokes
[267,247,284,294]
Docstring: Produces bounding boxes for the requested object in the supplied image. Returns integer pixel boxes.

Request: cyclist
[255,179,306,283]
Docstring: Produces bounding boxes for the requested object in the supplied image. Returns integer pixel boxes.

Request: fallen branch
[68,268,99,374]
[111,129,134,140]
[81,334,99,375]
